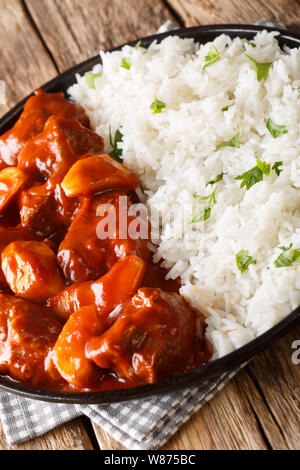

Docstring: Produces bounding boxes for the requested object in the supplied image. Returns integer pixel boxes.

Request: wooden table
[0,0,299,451]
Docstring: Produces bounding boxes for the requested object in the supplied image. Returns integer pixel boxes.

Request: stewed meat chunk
[0,295,62,387]
[18,116,104,180]
[86,288,204,384]
[57,191,150,284]
[0,89,90,167]
[48,255,146,320]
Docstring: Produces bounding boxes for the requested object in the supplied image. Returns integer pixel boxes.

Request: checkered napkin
[0,19,284,450]
[0,366,244,449]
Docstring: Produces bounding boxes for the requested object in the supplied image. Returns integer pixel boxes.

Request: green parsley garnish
[266,119,288,138]
[202,45,223,72]
[193,186,218,205]
[189,207,211,223]
[256,157,271,176]
[235,157,269,190]
[121,57,131,70]
[235,157,282,190]
[109,126,124,163]
[221,102,234,112]
[135,40,142,49]
[189,187,217,224]
[272,161,283,176]
[244,54,272,81]
[206,172,227,186]
[150,96,166,114]
[244,39,256,48]
[274,243,300,268]
[217,129,240,149]
[85,72,102,89]
[235,165,263,190]
[236,249,257,273]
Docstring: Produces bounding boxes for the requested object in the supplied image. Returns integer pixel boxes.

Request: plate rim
[0,23,299,404]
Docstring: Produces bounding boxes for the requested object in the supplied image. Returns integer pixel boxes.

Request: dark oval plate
[0,24,299,404]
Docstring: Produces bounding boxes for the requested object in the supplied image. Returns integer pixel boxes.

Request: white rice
[68,31,300,359]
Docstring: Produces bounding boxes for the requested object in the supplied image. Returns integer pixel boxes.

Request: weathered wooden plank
[0,0,57,117]
[92,368,269,450]
[166,0,300,31]
[92,424,127,451]
[234,368,289,450]
[25,0,178,72]
[0,417,94,450]
[247,325,300,450]
[162,370,269,450]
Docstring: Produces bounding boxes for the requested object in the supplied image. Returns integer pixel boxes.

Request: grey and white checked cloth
[0,366,244,449]
[0,19,284,450]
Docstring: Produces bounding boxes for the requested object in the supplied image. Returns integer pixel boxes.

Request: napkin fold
[0,19,284,450]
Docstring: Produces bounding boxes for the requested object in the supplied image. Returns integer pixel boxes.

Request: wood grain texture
[92,369,269,450]
[0,418,94,450]
[234,368,288,450]
[247,325,300,450]
[162,370,268,450]
[25,0,178,71]
[0,0,57,116]
[167,0,300,31]
[92,424,127,451]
